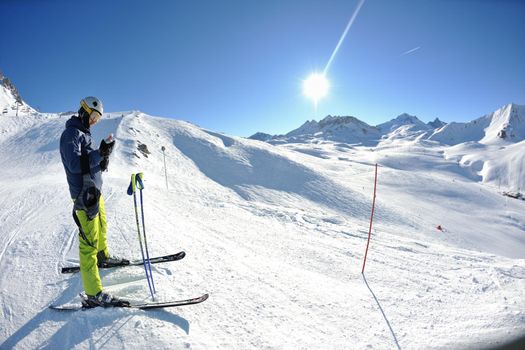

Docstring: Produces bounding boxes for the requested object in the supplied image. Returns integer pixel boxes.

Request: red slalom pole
[362,163,378,274]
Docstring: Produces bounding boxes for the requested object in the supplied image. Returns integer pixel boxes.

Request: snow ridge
[426,103,525,145]
[0,71,35,116]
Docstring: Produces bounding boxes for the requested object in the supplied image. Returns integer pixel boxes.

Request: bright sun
[303,73,329,105]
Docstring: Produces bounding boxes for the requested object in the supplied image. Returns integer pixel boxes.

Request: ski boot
[97,251,130,268]
[81,291,130,308]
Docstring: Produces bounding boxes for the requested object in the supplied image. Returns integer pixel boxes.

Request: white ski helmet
[80,96,104,125]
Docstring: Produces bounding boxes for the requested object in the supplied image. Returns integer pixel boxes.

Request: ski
[132,294,208,310]
[49,293,208,311]
[61,251,186,274]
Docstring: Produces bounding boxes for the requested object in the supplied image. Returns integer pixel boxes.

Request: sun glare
[303,73,329,106]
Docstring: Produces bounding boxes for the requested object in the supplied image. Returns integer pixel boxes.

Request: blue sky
[1,0,524,136]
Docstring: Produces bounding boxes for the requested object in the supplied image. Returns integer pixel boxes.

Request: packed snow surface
[0,110,524,349]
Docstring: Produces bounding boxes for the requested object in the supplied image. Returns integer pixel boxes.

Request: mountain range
[1,70,523,149]
[250,103,525,147]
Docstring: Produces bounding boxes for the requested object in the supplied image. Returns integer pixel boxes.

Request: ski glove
[100,157,109,172]
[74,174,101,220]
[99,138,115,157]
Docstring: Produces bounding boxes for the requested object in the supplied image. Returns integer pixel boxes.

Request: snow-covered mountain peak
[428,103,525,145]
[481,102,525,142]
[250,116,379,143]
[393,112,419,123]
[0,71,21,101]
[281,115,380,145]
[376,113,429,133]
[0,71,35,116]
[286,119,319,137]
[318,115,364,128]
[427,117,447,129]
[287,115,375,135]
[248,131,273,142]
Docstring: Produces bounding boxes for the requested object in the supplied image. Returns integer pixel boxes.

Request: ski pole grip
[127,173,145,195]
[127,174,136,195]
[136,172,145,190]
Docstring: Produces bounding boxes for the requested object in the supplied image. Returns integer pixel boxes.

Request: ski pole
[135,173,156,294]
[128,173,155,300]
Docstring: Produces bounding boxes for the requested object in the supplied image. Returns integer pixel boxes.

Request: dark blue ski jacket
[60,116,103,199]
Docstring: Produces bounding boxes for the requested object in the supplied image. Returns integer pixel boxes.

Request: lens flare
[323,0,366,75]
[302,0,365,110]
[303,73,329,106]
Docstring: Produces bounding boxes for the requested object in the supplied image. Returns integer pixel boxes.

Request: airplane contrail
[400,46,421,56]
[323,0,366,76]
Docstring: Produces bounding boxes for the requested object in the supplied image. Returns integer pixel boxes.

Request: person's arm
[98,135,115,171]
[62,130,83,174]
[87,147,102,170]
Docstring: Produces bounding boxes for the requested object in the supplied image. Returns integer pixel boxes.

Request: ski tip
[61,266,79,274]
[164,251,185,261]
[49,304,83,311]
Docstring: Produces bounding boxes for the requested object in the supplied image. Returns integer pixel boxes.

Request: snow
[0,105,525,348]
[0,78,35,117]
[428,103,525,146]
[444,140,525,192]
[282,115,381,145]
[481,103,525,143]
[376,113,429,134]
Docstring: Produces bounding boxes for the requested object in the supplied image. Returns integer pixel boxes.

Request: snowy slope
[0,73,35,116]
[374,113,434,146]
[443,140,525,193]
[0,110,524,349]
[427,117,492,145]
[481,103,525,143]
[428,103,525,145]
[258,103,525,195]
[423,104,525,191]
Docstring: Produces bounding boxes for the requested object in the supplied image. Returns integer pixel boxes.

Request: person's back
[60,115,103,200]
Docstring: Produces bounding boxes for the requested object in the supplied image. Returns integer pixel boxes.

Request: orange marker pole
[362,163,378,274]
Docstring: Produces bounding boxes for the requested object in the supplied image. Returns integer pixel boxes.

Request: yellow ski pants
[75,196,109,296]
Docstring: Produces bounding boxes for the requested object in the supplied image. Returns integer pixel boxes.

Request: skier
[60,97,129,307]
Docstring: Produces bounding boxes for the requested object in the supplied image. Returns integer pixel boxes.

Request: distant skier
[60,97,129,307]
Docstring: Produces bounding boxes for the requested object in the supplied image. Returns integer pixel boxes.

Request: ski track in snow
[0,112,524,349]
